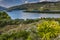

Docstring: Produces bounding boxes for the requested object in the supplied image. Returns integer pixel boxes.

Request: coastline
[24,10,60,13]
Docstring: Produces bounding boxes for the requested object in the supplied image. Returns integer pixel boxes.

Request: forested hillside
[7,1,60,11]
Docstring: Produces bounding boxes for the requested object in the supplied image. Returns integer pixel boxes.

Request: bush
[0,11,11,20]
[0,11,11,27]
[0,30,30,40]
[37,20,60,40]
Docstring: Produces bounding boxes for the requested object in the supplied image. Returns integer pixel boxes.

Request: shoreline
[24,10,60,13]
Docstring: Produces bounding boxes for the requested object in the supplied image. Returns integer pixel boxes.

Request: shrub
[0,30,30,40]
[37,20,60,40]
[0,11,11,20]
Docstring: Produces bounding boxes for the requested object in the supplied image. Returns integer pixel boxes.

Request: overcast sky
[0,0,59,7]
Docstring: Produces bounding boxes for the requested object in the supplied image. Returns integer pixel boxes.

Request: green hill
[7,1,60,11]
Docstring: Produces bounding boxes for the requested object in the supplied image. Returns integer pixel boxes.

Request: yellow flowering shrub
[37,20,60,40]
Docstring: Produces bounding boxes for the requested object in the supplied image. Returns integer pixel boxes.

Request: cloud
[40,0,59,2]
[0,0,59,7]
[0,0,3,1]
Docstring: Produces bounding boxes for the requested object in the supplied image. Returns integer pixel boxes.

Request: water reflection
[7,10,60,19]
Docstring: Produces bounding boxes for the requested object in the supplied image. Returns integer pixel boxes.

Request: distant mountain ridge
[7,1,60,11]
[0,6,6,11]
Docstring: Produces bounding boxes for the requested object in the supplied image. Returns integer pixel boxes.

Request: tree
[0,11,11,20]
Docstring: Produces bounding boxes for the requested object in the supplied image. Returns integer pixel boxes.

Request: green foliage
[7,2,60,11]
[23,19,39,24]
[0,11,11,20]
[37,20,60,40]
[0,20,60,40]
[0,11,11,27]
[0,30,30,40]
[27,35,33,40]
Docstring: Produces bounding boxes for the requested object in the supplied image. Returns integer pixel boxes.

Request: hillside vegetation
[7,1,60,11]
[0,19,60,40]
[1,11,60,40]
[0,11,11,20]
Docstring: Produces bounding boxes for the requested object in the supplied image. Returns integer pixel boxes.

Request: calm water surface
[7,10,60,19]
